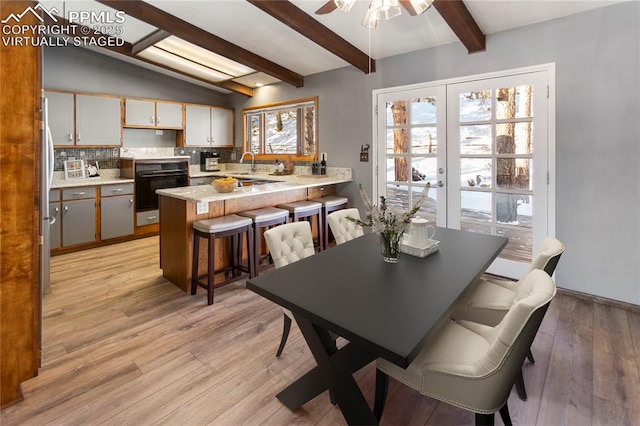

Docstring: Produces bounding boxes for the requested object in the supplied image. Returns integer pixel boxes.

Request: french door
[374,67,554,279]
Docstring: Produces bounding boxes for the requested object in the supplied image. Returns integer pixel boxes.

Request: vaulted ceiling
[41,0,622,97]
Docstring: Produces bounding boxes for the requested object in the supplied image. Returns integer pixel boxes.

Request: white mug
[405,217,435,248]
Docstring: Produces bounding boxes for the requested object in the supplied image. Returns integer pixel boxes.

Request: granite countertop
[51,170,133,189]
[158,171,351,203]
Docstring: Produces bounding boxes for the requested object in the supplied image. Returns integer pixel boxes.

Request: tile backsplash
[53,146,314,171]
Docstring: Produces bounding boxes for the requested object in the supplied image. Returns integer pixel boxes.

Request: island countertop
[157,172,352,204]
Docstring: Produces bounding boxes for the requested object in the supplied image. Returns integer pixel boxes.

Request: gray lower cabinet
[62,198,96,246]
[49,202,61,249]
[101,192,134,239]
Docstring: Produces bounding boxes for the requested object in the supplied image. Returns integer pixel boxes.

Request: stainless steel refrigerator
[39,97,54,362]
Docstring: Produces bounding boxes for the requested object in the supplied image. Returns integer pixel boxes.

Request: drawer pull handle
[147,216,157,221]
[73,192,86,196]
[112,188,124,193]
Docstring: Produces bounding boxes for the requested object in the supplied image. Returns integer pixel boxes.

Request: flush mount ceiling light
[133,31,267,87]
[316,0,432,29]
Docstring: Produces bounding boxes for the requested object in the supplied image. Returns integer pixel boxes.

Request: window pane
[386,129,409,154]
[460,124,491,155]
[412,157,437,186]
[411,97,436,124]
[461,221,492,235]
[386,100,407,126]
[385,184,409,210]
[302,106,316,156]
[411,127,437,154]
[266,109,297,154]
[496,193,532,226]
[497,85,532,119]
[461,190,492,223]
[461,158,492,188]
[459,91,492,122]
[386,157,410,182]
[249,114,260,153]
[497,226,533,263]
[496,158,532,190]
[496,122,533,155]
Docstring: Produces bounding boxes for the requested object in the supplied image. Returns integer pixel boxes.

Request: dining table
[246,227,508,425]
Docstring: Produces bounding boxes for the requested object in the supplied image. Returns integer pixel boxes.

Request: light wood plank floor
[2,237,639,425]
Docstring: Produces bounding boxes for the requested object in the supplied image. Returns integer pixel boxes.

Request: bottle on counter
[320,153,326,175]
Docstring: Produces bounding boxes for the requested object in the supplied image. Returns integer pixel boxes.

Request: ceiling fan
[315,0,433,28]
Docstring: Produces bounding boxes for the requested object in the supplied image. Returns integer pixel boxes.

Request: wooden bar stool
[311,196,348,248]
[277,200,324,251]
[191,214,254,305]
[238,207,289,274]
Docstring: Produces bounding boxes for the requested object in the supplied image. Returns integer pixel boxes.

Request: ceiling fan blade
[399,0,418,16]
[315,1,337,14]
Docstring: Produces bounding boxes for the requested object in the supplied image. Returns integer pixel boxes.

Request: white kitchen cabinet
[211,107,233,147]
[61,187,96,247]
[125,99,183,128]
[46,91,75,146]
[75,94,122,146]
[46,91,122,146]
[100,184,134,240]
[185,104,234,147]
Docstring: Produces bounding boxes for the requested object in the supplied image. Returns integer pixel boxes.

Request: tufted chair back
[327,208,365,245]
[527,237,565,276]
[264,221,315,269]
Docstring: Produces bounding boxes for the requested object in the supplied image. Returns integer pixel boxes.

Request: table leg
[277,313,379,425]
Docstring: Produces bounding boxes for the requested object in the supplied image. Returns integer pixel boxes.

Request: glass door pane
[377,86,446,225]
[447,72,548,278]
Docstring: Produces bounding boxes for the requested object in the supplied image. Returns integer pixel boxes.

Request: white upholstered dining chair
[326,208,365,245]
[374,269,557,426]
[450,237,564,400]
[263,221,316,357]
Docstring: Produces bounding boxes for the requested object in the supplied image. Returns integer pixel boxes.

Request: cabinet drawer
[49,189,61,202]
[101,183,134,197]
[137,210,159,227]
[190,177,212,186]
[307,185,335,199]
[62,187,96,200]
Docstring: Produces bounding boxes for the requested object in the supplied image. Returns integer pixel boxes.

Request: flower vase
[379,231,402,263]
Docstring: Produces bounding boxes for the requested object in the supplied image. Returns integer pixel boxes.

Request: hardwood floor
[2,236,639,425]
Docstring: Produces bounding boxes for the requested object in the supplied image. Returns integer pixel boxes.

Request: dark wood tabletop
[247,227,508,369]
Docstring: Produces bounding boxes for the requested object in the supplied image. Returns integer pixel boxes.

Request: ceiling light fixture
[333,0,432,29]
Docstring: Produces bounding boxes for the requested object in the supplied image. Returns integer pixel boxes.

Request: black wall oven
[135,159,188,212]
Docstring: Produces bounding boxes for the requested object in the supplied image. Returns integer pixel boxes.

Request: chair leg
[515,369,528,400]
[275,313,292,357]
[499,403,513,426]
[475,412,495,426]
[190,232,199,295]
[207,233,215,306]
[373,368,389,421]
[527,347,535,364]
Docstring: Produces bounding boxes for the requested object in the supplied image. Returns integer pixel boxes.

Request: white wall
[231,2,640,304]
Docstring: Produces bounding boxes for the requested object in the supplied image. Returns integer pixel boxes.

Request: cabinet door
[49,202,61,249]
[62,199,96,246]
[46,91,74,146]
[185,105,211,146]
[156,102,183,128]
[125,99,155,127]
[101,195,134,239]
[76,94,122,146]
[211,107,234,147]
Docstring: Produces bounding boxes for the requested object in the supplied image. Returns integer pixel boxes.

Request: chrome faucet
[240,151,256,172]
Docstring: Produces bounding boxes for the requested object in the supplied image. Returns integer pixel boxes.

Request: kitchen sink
[236,178,275,187]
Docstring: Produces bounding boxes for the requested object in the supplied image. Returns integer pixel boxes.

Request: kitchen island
[156,169,352,292]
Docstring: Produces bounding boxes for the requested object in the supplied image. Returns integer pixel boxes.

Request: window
[242,97,317,161]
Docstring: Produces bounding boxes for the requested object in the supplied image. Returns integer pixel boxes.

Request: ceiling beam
[433,0,485,53]
[95,0,304,87]
[43,14,253,96]
[247,0,375,74]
